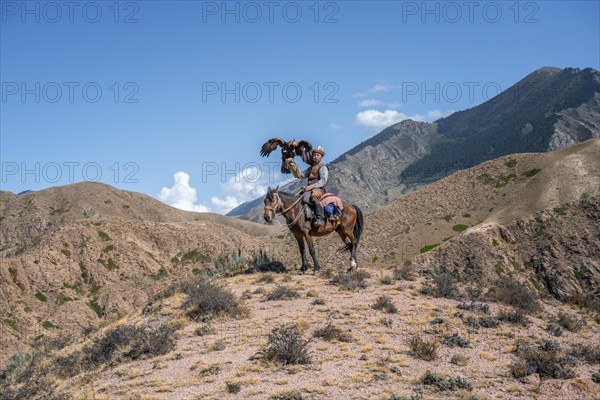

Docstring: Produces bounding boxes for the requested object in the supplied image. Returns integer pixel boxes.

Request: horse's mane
[278,190,300,198]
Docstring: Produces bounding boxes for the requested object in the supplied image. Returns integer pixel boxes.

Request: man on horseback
[302,146,328,226]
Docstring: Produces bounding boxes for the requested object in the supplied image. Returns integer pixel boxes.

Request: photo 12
[1,1,599,399]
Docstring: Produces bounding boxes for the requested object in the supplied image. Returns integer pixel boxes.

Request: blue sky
[1,0,599,213]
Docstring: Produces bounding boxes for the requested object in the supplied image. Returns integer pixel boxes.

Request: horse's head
[263,186,281,224]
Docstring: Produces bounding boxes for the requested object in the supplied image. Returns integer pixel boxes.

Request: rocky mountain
[312,138,600,308]
[229,67,599,221]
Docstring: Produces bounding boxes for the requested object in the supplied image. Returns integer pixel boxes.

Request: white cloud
[353,84,394,98]
[358,99,383,107]
[209,166,292,215]
[355,109,407,131]
[371,84,392,93]
[387,102,401,108]
[355,109,455,131]
[330,122,342,130]
[158,167,298,215]
[157,171,210,212]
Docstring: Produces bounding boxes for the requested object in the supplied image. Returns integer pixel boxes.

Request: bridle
[265,192,304,227]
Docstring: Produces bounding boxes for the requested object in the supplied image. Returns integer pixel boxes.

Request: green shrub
[97,230,111,241]
[521,168,542,177]
[452,224,468,233]
[34,292,47,302]
[420,243,440,253]
[151,267,169,281]
[4,319,18,331]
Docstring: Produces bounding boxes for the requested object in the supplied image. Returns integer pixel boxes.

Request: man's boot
[314,202,324,226]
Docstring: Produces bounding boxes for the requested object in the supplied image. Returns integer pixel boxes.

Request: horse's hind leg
[336,229,356,272]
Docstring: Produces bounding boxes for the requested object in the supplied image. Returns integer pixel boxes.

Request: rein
[267,192,304,228]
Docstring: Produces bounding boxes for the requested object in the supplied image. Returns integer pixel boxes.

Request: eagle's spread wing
[260,138,286,157]
[296,140,313,164]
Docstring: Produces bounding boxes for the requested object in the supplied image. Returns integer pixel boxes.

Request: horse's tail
[353,205,364,246]
[338,205,364,253]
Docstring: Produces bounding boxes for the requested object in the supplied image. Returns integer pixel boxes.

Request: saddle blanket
[319,193,344,210]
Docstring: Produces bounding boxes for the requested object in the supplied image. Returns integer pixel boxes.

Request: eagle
[260,138,313,178]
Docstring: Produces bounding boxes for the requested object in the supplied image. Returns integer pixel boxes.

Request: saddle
[304,193,343,222]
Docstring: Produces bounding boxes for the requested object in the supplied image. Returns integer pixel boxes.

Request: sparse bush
[180,277,247,321]
[2,351,31,383]
[556,312,586,332]
[450,354,469,366]
[329,270,371,290]
[497,308,530,326]
[510,339,577,379]
[88,323,176,365]
[271,391,303,400]
[379,275,394,285]
[255,323,311,365]
[592,370,600,384]
[255,274,275,284]
[240,290,252,300]
[461,315,500,329]
[195,323,215,336]
[372,295,398,313]
[312,322,352,342]
[407,335,438,361]
[311,297,326,305]
[389,394,423,400]
[490,277,540,314]
[546,323,563,337]
[266,286,300,301]
[442,333,471,348]
[394,261,417,281]
[457,301,489,314]
[226,381,241,394]
[198,364,221,377]
[569,343,600,364]
[421,370,472,391]
[249,249,286,273]
[214,251,248,277]
[431,273,459,298]
[209,340,226,352]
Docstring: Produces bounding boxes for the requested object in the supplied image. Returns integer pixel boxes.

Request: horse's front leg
[305,235,320,275]
[294,233,309,274]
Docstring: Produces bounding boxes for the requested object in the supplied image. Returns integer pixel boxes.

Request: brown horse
[263,186,364,274]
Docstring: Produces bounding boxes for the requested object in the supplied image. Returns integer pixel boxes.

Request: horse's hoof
[312,268,320,276]
[350,260,357,268]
